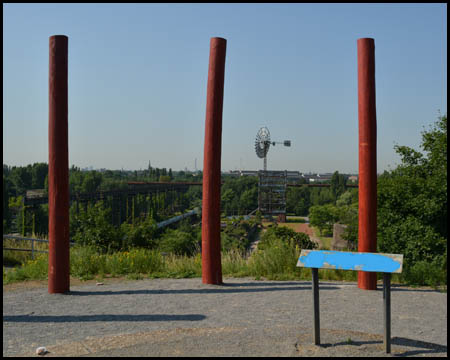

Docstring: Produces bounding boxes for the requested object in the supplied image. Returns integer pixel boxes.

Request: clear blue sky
[3,3,447,173]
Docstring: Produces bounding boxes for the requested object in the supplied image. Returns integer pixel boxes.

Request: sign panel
[297,250,403,273]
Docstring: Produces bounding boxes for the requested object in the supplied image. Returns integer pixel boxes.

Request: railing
[3,235,76,259]
[156,208,200,229]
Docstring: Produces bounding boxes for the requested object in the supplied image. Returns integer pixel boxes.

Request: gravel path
[3,277,447,357]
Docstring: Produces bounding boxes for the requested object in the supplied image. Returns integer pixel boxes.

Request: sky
[3,3,447,174]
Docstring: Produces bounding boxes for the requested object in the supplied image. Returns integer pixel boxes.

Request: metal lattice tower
[254,127,291,221]
[258,170,288,221]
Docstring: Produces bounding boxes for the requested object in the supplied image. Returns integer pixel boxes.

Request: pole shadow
[64,283,339,296]
[318,336,447,357]
[3,313,206,323]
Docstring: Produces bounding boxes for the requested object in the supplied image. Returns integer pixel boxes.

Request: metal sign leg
[312,268,320,345]
[383,272,391,353]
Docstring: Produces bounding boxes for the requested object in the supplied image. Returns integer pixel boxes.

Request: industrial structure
[258,170,288,222]
[254,127,291,221]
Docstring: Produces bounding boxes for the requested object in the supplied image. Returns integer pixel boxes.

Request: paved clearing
[3,277,447,357]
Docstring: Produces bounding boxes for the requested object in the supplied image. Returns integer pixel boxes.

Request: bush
[248,225,317,279]
[220,219,258,253]
[72,201,122,253]
[258,225,317,251]
[249,237,300,279]
[158,228,200,256]
[70,245,105,280]
[120,216,158,250]
[309,204,338,236]
[403,257,447,288]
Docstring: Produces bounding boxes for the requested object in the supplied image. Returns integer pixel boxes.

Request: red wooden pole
[202,37,227,285]
[48,35,70,293]
[357,38,377,290]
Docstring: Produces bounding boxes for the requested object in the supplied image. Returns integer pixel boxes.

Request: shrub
[70,245,104,280]
[72,201,122,253]
[248,237,300,279]
[402,258,446,288]
[120,216,158,250]
[158,228,200,256]
[258,225,317,251]
[221,219,260,253]
[248,225,317,279]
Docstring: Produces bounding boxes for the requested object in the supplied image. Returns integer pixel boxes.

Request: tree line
[3,158,351,236]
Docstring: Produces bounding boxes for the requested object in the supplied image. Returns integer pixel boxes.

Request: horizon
[2,161,364,177]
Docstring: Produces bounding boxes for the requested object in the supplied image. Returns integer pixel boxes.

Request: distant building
[307,174,332,182]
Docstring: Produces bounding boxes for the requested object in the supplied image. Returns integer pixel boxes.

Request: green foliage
[9,166,32,196]
[120,216,158,250]
[377,114,447,286]
[330,171,347,203]
[286,186,310,216]
[158,228,200,256]
[255,210,262,223]
[31,163,48,189]
[69,246,165,280]
[309,204,339,236]
[248,225,315,279]
[32,204,49,236]
[336,189,357,207]
[3,175,11,233]
[402,258,447,287]
[337,203,358,249]
[309,187,335,206]
[185,186,202,209]
[80,171,103,193]
[259,225,317,251]
[3,253,49,284]
[159,175,171,182]
[162,253,202,278]
[308,188,358,246]
[248,237,301,279]
[221,219,257,253]
[221,176,258,215]
[72,201,122,253]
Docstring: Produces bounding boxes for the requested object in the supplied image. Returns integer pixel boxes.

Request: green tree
[330,171,347,203]
[377,114,447,285]
[240,187,258,214]
[310,187,334,206]
[286,186,310,215]
[31,163,48,189]
[9,166,32,195]
[309,204,339,236]
[3,175,11,233]
[81,171,103,193]
[72,201,122,253]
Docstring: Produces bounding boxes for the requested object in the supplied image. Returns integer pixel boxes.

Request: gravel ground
[3,277,447,357]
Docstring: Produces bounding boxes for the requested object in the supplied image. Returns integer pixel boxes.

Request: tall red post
[357,38,377,290]
[202,37,227,285]
[48,35,70,294]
